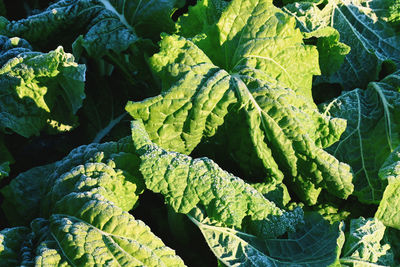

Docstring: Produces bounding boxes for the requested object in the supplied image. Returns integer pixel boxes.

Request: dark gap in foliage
[340,195,378,220]
[75,57,155,142]
[312,82,342,104]
[191,138,253,180]
[32,26,88,53]
[172,0,197,21]
[278,231,289,239]
[0,128,84,229]
[379,60,397,80]
[273,0,284,8]
[3,0,52,20]
[132,190,217,267]
[4,131,83,178]
[304,37,318,46]
[0,193,6,228]
[317,1,328,9]
[285,183,304,204]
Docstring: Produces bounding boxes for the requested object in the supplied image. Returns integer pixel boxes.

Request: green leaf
[0,0,183,89]
[49,193,185,266]
[340,217,394,266]
[0,227,30,266]
[321,71,400,203]
[303,27,351,76]
[0,136,184,266]
[0,134,11,181]
[312,203,351,224]
[0,161,9,181]
[189,210,345,266]
[369,0,400,30]
[375,145,400,229]
[131,120,304,238]
[1,163,54,226]
[1,137,142,225]
[127,33,353,204]
[0,35,85,137]
[175,0,230,38]
[284,0,400,90]
[251,181,291,208]
[196,0,320,97]
[0,0,182,55]
[384,227,400,266]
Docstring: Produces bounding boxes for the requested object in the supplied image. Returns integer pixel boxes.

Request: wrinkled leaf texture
[127,0,353,205]
[0,35,85,138]
[284,0,400,90]
[321,71,400,203]
[0,137,185,266]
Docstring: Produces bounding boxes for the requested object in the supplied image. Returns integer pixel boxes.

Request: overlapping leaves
[321,71,400,203]
[0,137,185,266]
[0,0,182,57]
[284,0,400,90]
[189,210,345,267]
[0,35,85,138]
[131,120,304,238]
[126,0,354,204]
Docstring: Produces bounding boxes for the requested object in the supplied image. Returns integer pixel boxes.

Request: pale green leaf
[131,120,303,238]
[127,34,353,204]
[0,136,184,266]
[1,137,142,225]
[0,36,85,137]
[375,146,400,229]
[175,0,228,37]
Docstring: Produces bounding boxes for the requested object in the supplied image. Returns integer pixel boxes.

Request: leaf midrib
[98,0,134,32]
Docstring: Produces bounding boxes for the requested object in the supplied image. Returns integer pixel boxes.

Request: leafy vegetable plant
[0,0,400,266]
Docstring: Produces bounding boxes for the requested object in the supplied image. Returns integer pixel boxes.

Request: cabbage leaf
[284,0,400,90]
[0,35,85,137]
[321,71,400,203]
[0,136,184,266]
[126,1,354,204]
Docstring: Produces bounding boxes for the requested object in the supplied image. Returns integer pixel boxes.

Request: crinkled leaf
[1,137,142,225]
[312,203,351,224]
[189,0,320,97]
[49,193,185,266]
[251,181,291,209]
[375,145,400,229]
[0,227,30,266]
[340,217,394,266]
[1,163,54,226]
[0,0,182,56]
[189,210,345,266]
[0,136,184,266]
[303,27,351,76]
[175,0,229,38]
[0,35,85,137]
[321,71,400,203]
[0,193,186,266]
[284,0,400,90]
[127,34,353,204]
[131,120,304,238]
